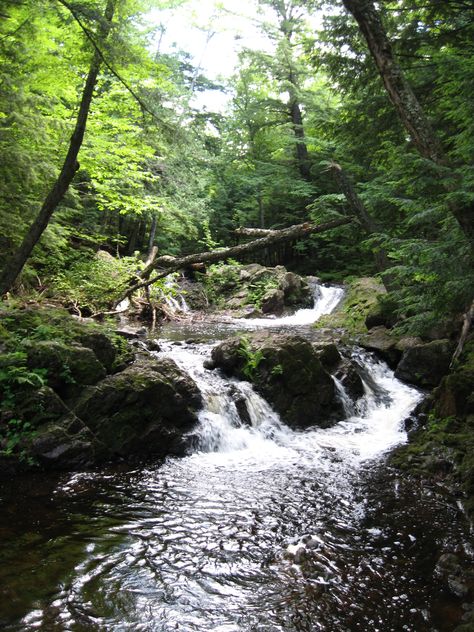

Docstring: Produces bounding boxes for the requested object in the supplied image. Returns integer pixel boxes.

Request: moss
[391,336,474,518]
[314,277,386,334]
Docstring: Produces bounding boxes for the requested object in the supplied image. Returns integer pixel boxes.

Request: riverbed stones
[209,333,340,429]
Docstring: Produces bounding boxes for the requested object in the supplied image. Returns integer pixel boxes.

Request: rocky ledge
[206,332,364,429]
[0,308,203,473]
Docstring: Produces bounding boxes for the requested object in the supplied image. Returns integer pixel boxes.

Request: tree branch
[55,0,171,131]
[116,216,354,304]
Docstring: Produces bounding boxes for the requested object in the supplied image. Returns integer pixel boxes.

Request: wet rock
[313,342,341,369]
[395,339,453,388]
[26,414,100,469]
[146,339,162,352]
[333,359,365,399]
[26,340,106,394]
[210,333,339,429]
[359,326,400,368]
[74,357,202,458]
[261,289,285,315]
[228,385,251,426]
[313,343,364,402]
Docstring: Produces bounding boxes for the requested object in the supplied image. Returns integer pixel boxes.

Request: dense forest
[0,0,472,330]
[1,2,474,629]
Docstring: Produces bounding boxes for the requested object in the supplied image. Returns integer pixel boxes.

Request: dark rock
[395,339,453,388]
[78,331,117,372]
[146,339,162,352]
[432,367,474,419]
[210,333,339,429]
[26,341,106,394]
[359,326,400,368]
[74,357,202,458]
[333,359,365,400]
[313,342,342,369]
[261,289,285,315]
[365,304,387,330]
[26,414,100,469]
[16,386,70,428]
[313,343,364,401]
[228,385,251,426]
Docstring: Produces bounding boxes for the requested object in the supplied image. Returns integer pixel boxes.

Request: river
[0,285,470,631]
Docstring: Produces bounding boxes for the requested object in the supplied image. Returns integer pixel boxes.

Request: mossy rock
[394,339,454,388]
[210,333,340,429]
[25,413,101,470]
[26,340,106,394]
[314,277,386,334]
[74,357,202,457]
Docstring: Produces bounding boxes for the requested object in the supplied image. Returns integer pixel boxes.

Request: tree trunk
[148,214,158,254]
[118,216,353,303]
[0,0,116,296]
[342,0,474,251]
[329,162,393,283]
[289,97,311,181]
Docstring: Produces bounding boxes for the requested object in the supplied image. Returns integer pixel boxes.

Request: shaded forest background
[0,0,473,334]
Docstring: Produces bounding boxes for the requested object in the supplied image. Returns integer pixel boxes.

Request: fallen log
[117,216,353,304]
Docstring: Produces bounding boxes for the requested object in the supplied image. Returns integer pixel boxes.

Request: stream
[0,285,471,631]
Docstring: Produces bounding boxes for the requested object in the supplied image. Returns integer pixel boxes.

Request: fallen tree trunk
[117,216,353,304]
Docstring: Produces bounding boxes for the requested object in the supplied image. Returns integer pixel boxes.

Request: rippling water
[0,286,471,631]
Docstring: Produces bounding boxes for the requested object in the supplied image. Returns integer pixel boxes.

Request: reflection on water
[0,456,469,631]
[0,285,471,631]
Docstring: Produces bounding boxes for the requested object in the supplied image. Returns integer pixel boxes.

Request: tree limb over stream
[117,216,354,304]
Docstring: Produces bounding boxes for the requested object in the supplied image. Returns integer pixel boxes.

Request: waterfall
[162,275,190,314]
[154,281,421,463]
[235,282,344,327]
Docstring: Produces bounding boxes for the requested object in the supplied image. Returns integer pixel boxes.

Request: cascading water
[0,283,469,632]
[235,282,344,328]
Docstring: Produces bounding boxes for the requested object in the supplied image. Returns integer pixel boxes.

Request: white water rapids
[11,282,451,632]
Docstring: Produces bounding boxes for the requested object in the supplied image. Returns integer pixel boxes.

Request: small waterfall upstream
[1,282,469,632]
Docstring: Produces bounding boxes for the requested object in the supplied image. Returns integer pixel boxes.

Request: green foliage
[50,251,144,312]
[237,336,265,381]
[201,261,243,306]
[0,352,46,461]
[245,276,279,309]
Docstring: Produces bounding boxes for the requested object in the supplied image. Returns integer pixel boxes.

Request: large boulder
[26,414,101,470]
[394,339,454,388]
[358,326,401,368]
[74,357,202,457]
[26,340,106,394]
[78,331,117,372]
[209,333,340,429]
[261,289,285,315]
[205,263,312,315]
